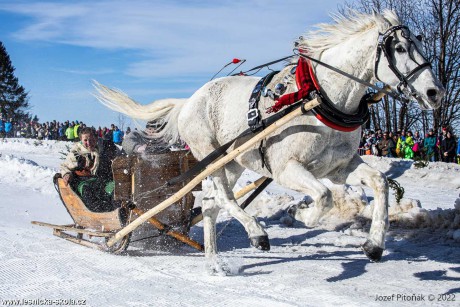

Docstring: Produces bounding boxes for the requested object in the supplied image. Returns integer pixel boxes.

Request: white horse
[95,10,444,271]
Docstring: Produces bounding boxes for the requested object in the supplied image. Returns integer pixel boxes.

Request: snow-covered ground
[0,138,459,307]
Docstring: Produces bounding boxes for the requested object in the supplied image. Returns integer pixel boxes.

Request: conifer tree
[0,41,30,122]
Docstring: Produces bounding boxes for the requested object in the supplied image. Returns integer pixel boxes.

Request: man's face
[81,133,96,150]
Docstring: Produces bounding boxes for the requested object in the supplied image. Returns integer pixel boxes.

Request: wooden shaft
[190,176,269,226]
[234,176,268,199]
[107,98,321,247]
[131,207,203,251]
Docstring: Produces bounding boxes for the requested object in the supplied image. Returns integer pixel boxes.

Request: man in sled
[61,127,117,212]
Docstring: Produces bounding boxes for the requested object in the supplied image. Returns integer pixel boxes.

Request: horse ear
[416,34,423,42]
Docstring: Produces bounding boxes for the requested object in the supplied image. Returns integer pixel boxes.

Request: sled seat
[55,177,126,232]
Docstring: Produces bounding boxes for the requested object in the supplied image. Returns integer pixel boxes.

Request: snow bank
[0,138,71,155]
[0,138,69,195]
[0,153,56,194]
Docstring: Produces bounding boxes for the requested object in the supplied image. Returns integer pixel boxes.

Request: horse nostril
[426,88,438,99]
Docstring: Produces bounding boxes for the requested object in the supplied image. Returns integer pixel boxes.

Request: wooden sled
[32,151,204,253]
[32,176,131,254]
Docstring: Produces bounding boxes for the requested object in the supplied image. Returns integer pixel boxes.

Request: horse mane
[298,10,400,58]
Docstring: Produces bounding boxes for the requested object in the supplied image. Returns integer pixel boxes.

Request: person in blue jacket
[457,139,460,164]
[4,119,13,138]
[112,126,124,145]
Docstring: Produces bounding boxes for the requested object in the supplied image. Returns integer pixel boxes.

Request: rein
[298,51,405,102]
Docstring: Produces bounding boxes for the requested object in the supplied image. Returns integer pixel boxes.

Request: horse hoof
[250,235,270,251]
[287,201,310,218]
[362,240,384,262]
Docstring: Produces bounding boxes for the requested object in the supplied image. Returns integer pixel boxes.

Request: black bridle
[374,24,431,98]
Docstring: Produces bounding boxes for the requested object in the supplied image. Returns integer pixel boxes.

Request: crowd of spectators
[2,116,459,164]
[359,127,460,163]
[0,118,130,145]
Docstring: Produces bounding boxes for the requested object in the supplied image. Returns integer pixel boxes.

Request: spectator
[412,131,423,159]
[396,130,406,158]
[377,132,395,157]
[96,126,103,138]
[402,131,415,159]
[457,139,460,164]
[4,119,12,138]
[375,128,383,144]
[65,123,75,141]
[73,121,81,141]
[105,124,115,141]
[441,131,456,163]
[423,129,437,162]
[58,123,66,141]
[438,127,448,161]
[0,118,5,139]
[36,124,45,140]
[112,126,123,145]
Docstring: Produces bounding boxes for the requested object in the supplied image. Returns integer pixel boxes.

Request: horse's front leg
[331,154,389,262]
[276,160,333,227]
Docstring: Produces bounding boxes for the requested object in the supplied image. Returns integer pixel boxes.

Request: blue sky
[0,0,348,128]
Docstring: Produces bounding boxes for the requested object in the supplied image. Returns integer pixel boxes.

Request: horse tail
[93,80,185,144]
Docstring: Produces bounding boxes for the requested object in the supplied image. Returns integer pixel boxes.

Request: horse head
[374,11,445,110]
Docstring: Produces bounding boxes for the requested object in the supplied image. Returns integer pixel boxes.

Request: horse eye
[416,34,423,42]
[395,45,406,53]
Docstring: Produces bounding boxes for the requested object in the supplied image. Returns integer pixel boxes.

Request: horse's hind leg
[201,161,244,259]
[330,154,388,262]
[201,182,222,273]
[276,160,333,227]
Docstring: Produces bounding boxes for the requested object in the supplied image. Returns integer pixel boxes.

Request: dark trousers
[71,177,115,212]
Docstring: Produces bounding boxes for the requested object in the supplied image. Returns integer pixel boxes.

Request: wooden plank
[53,229,106,251]
[32,221,113,237]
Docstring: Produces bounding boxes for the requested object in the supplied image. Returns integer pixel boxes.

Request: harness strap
[258,139,272,173]
[239,177,273,210]
[269,56,369,132]
[248,71,279,131]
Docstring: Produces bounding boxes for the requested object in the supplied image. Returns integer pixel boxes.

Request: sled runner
[32,150,204,253]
